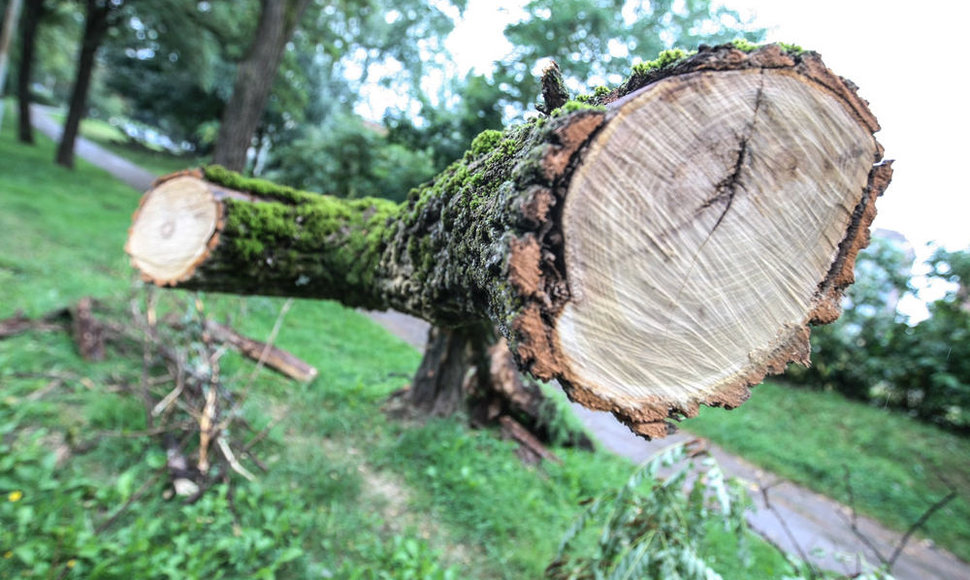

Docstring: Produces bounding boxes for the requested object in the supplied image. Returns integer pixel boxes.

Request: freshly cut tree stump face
[558,69,877,421]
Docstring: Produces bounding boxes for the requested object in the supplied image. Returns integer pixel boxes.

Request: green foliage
[90,0,464,155]
[686,381,970,563]
[0,429,311,578]
[45,111,203,175]
[906,247,970,426]
[264,115,437,202]
[7,1,84,105]
[384,73,508,173]
[788,235,970,431]
[788,236,913,400]
[547,442,751,580]
[384,0,765,172]
[497,0,764,110]
[98,0,246,149]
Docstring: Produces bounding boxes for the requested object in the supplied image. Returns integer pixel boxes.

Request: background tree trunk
[127,45,891,438]
[55,0,111,169]
[0,0,24,132]
[16,0,42,144]
[406,325,490,417]
[211,0,310,172]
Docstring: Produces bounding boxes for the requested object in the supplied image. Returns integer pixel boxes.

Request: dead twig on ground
[240,298,295,397]
[242,412,287,453]
[6,290,308,501]
[0,309,68,339]
[842,466,890,566]
[217,436,256,481]
[760,481,820,579]
[842,465,958,573]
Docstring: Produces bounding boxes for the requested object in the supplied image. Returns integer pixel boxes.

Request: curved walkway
[35,107,967,579]
[29,105,155,191]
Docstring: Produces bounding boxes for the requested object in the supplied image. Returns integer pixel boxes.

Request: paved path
[34,110,967,579]
[30,105,156,191]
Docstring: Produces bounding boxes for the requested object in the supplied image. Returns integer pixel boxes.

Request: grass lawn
[0,112,135,316]
[0,104,792,577]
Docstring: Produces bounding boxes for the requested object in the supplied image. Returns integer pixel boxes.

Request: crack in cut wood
[705,135,748,235]
[698,70,765,237]
[661,72,767,340]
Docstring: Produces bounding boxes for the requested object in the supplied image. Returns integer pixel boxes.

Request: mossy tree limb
[127,44,891,438]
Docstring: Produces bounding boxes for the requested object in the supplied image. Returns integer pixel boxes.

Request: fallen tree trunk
[126,45,891,437]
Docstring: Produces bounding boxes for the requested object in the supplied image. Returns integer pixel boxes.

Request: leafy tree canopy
[383,0,764,175]
[94,0,463,151]
[498,0,764,109]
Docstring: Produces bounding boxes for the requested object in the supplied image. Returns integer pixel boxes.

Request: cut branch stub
[127,174,220,284]
[126,44,891,438]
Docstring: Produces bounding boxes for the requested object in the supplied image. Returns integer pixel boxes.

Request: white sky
[444,0,970,254]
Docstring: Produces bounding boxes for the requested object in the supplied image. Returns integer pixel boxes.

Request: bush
[264,115,437,202]
[788,237,970,431]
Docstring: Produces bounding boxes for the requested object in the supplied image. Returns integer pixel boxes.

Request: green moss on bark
[203,165,313,204]
[468,129,504,157]
[177,170,398,307]
[777,42,805,55]
[730,38,760,53]
[177,105,604,335]
[551,101,607,117]
[631,48,693,76]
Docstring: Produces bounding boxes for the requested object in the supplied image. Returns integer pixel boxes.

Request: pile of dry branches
[2,289,315,501]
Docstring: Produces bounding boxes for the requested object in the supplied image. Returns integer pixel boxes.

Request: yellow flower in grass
[67,559,77,569]
[3,551,12,559]
[7,490,22,502]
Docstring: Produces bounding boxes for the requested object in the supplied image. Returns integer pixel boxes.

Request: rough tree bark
[211,0,311,172]
[0,0,24,132]
[16,0,43,144]
[391,323,588,454]
[126,45,892,438]
[55,0,112,168]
